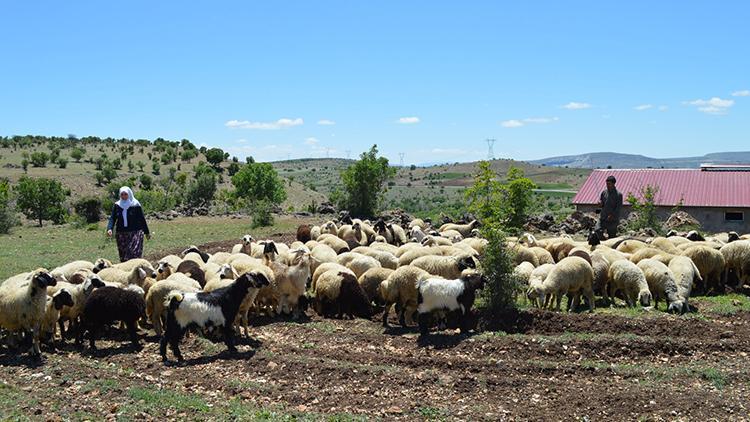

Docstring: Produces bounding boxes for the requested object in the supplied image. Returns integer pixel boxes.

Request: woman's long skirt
[116,230,144,262]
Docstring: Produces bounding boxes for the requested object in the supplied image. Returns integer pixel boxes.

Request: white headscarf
[115,186,140,227]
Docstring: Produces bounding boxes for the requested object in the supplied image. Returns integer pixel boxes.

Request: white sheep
[358,267,394,305]
[668,256,701,314]
[97,266,150,288]
[344,255,382,279]
[113,258,157,276]
[526,264,555,308]
[607,260,652,308]
[50,260,95,282]
[0,269,57,356]
[681,245,725,293]
[378,266,432,327]
[513,261,535,285]
[398,246,443,266]
[410,255,477,280]
[438,220,479,238]
[526,257,595,312]
[351,247,399,270]
[637,259,684,313]
[720,240,750,285]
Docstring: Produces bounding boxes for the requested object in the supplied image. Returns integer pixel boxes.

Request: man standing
[596,175,623,239]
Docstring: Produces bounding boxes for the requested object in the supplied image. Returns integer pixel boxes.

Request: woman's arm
[107,205,119,232]
[137,207,150,236]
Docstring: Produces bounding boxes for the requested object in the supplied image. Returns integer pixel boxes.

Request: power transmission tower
[326,148,331,158]
[398,153,405,167]
[345,150,351,159]
[486,139,496,160]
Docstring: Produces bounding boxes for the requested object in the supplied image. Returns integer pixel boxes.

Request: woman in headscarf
[106,186,151,262]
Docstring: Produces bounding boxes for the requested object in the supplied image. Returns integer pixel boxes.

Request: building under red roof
[573,166,750,232]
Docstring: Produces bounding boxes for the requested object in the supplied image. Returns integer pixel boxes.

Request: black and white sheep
[160,272,270,362]
[313,271,372,319]
[78,286,146,350]
[416,271,485,335]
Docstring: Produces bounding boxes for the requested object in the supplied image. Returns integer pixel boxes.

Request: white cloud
[501,116,558,128]
[684,97,734,115]
[561,102,591,110]
[236,139,247,143]
[634,104,653,111]
[317,119,336,125]
[501,119,524,128]
[731,90,749,97]
[658,105,669,111]
[225,117,304,130]
[397,116,420,124]
[304,137,319,145]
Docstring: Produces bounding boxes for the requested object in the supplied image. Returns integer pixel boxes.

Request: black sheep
[78,286,146,350]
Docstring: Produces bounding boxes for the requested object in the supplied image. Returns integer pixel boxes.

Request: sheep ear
[138,268,147,279]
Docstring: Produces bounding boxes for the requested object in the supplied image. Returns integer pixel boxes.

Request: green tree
[186,172,218,207]
[477,225,519,314]
[332,145,395,218]
[139,174,154,190]
[626,184,662,234]
[70,147,85,162]
[501,167,537,229]
[127,160,134,172]
[21,159,29,173]
[0,178,17,234]
[30,151,49,167]
[204,147,225,169]
[464,161,503,223]
[227,162,241,176]
[152,161,161,175]
[57,157,68,169]
[231,162,286,205]
[136,161,145,172]
[14,177,68,226]
[73,196,102,223]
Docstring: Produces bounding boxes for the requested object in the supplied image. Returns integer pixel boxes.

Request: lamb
[97,266,150,288]
[411,255,477,280]
[47,272,106,341]
[526,257,595,312]
[379,266,432,327]
[309,225,322,240]
[0,269,57,356]
[78,286,146,350]
[40,289,74,345]
[607,260,652,308]
[681,245,726,293]
[416,271,485,335]
[313,271,372,319]
[438,220,479,238]
[409,218,426,229]
[145,276,202,336]
[636,259,684,313]
[175,260,207,288]
[320,220,338,236]
[358,267,394,306]
[51,260,95,282]
[160,272,270,362]
[182,251,208,268]
[669,256,701,314]
[720,240,750,286]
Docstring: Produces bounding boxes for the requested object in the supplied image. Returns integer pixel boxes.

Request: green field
[0,216,301,280]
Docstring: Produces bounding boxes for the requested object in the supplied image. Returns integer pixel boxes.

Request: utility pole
[398,153,405,167]
[486,138,496,160]
[345,150,351,159]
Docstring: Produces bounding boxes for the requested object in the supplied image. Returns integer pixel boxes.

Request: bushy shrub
[14,176,68,226]
[139,174,153,190]
[185,172,217,207]
[57,157,68,168]
[30,151,49,167]
[138,188,179,213]
[74,196,103,223]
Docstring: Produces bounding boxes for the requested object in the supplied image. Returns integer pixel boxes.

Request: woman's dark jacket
[107,204,150,235]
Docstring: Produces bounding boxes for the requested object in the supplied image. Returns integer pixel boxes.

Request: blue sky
[1,1,748,164]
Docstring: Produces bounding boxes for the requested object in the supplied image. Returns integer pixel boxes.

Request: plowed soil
[1,304,749,421]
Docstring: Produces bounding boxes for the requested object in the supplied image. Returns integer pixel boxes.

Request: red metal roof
[572,169,750,208]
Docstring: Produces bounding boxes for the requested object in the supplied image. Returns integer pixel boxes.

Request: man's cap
[606,176,616,184]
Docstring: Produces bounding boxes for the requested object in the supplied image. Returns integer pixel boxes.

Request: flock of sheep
[517,230,750,314]
[3,212,749,364]
[0,216,488,363]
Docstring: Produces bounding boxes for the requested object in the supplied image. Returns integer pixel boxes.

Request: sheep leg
[88,324,98,350]
[241,310,250,338]
[127,320,141,348]
[30,326,41,357]
[585,288,595,313]
[152,313,163,337]
[58,320,67,341]
[555,294,563,312]
[223,325,237,353]
[417,312,430,336]
[382,303,392,327]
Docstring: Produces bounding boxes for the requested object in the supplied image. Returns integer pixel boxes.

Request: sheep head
[52,289,74,310]
[31,269,56,288]
[92,258,112,273]
[638,290,652,307]
[457,256,477,271]
[242,234,255,245]
[237,271,271,289]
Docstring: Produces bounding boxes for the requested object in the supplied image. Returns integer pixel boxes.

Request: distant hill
[530,151,750,169]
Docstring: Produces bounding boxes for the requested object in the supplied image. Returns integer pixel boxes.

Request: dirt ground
[1,303,749,421]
